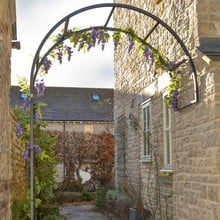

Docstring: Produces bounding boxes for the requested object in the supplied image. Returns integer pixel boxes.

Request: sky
[11,0,114,88]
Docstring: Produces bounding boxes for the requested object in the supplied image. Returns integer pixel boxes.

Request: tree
[90,132,114,187]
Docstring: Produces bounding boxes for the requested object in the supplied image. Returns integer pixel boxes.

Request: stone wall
[46,120,114,135]
[197,0,220,38]
[10,113,26,207]
[0,1,26,219]
[0,0,13,218]
[114,0,220,219]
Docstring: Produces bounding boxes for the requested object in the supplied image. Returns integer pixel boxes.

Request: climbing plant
[36,27,185,111]
[13,77,59,219]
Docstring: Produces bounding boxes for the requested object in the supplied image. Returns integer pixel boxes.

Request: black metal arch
[29,3,199,219]
[30,3,199,104]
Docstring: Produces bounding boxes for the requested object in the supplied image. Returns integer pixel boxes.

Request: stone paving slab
[60,204,110,220]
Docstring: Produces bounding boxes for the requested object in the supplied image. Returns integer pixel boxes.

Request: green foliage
[81,191,93,201]
[112,31,122,44]
[12,199,24,220]
[38,205,61,220]
[95,187,107,209]
[164,73,180,107]
[42,215,61,220]
[13,77,59,219]
[49,27,183,110]
[17,76,30,95]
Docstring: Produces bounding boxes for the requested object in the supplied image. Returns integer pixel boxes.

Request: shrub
[55,192,82,204]
[37,205,60,220]
[106,189,131,219]
[106,189,120,208]
[81,191,93,201]
[95,187,107,209]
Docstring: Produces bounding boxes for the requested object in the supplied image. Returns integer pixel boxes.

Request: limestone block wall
[0,1,26,219]
[114,0,220,219]
[46,120,114,135]
[197,0,220,38]
[0,0,13,218]
[10,113,26,206]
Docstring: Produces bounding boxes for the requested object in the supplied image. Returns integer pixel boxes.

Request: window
[20,92,28,100]
[162,95,173,171]
[91,94,100,101]
[141,100,151,162]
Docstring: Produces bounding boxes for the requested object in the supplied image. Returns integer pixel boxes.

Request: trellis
[28,3,199,219]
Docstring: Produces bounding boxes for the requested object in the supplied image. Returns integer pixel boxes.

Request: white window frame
[140,99,152,162]
[161,95,173,172]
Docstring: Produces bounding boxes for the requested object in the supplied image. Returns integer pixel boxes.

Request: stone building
[0,0,25,219]
[11,86,114,183]
[113,0,220,219]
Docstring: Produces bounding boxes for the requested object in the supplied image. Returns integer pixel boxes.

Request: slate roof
[11,86,114,122]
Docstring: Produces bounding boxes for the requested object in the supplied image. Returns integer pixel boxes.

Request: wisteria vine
[15,77,46,160]
[37,27,183,111]
[16,27,183,149]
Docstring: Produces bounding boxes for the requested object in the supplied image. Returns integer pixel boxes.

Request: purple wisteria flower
[128,41,134,53]
[16,122,23,136]
[128,39,134,53]
[171,90,179,112]
[91,28,98,47]
[56,48,63,64]
[22,97,30,114]
[97,30,104,45]
[42,56,51,73]
[114,40,119,50]
[27,142,41,153]
[65,45,73,61]
[34,79,45,98]
[97,30,106,50]
[32,144,41,153]
[143,47,154,64]
[167,61,176,71]
[126,34,134,53]
[22,149,30,160]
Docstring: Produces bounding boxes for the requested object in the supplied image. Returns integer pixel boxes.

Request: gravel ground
[60,204,110,220]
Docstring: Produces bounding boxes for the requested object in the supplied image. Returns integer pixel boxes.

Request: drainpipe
[63,121,66,181]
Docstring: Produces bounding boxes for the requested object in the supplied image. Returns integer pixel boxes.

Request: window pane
[143,108,147,131]
[147,105,150,130]
[166,131,170,164]
[163,96,172,168]
[143,132,147,155]
[143,131,150,156]
[142,101,151,157]
[165,107,169,128]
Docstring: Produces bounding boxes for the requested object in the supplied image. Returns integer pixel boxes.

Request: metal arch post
[29,3,199,219]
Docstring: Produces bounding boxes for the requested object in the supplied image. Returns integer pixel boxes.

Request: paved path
[60,204,110,220]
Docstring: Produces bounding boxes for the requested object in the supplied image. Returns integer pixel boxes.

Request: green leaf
[39,150,50,160]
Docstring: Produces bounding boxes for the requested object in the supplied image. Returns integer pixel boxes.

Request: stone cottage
[11,86,114,184]
[113,0,220,219]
